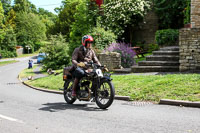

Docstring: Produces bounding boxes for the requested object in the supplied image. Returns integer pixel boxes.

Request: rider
[71,35,101,97]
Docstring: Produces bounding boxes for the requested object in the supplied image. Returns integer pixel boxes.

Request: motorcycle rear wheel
[95,79,115,109]
[64,80,76,104]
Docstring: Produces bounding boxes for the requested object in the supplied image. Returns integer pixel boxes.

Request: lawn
[0,60,19,66]
[25,71,200,102]
[19,65,38,78]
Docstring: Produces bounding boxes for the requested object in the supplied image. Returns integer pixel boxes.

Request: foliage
[0,49,17,57]
[37,9,56,37]
[13,0,36,13]
[100,0,151,37]
[1,26,17,51]
[147,44,159,53]
[15,12,46,52]
[105,42,136,68]
[155,29,179,46]
[50,0,79,39]
[0,1,4,27]
[88,26,117,50]
[41,34,70,70]
[68,0,99,55]
[5,9,16,28]
[183,0,191,25]
[153,0,189,29]
[1,0,11,15]
[0,26,17,57]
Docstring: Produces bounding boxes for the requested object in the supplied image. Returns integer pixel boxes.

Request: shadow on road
[39,102,107,112]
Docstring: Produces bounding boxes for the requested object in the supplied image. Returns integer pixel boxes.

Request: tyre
[64,80,76,104]
[95,79,115,109]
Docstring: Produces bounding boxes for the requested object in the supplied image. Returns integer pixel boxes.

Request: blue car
[37,53,46,64]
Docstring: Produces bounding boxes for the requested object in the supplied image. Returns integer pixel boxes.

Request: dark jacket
[72,46,101,68]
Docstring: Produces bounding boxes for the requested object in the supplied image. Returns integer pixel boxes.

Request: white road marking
[0,114,24,124]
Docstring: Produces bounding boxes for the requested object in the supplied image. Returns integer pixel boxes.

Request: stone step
[153,51,179,56]
[113,68,131,73]
[131,66,179,73]
[138,61,180,66]
[146,55,179,61]
[160,46,179,51]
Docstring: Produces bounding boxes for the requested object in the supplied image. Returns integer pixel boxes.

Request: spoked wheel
[95,79,115,109]
[64,80,76,104]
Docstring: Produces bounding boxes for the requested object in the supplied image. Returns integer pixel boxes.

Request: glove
[103,65,109,72]
[77,62,85,68]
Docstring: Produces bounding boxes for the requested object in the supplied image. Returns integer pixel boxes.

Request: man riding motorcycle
[71,35,101,97]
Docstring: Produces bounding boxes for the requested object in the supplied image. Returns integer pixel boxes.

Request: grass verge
[19,65,38,78]
[0,60,18,66]
[24,71,200,102]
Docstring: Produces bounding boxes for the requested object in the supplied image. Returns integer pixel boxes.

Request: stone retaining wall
[179,0,200,72]
[191,0,200,28]
[97,52,121,70]
[179,28,200,71]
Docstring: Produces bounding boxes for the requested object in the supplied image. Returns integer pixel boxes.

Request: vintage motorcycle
[62,62,115,109]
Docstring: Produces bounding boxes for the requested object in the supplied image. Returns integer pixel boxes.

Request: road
[0,58,200,133]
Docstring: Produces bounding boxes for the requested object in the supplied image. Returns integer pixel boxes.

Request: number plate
[96,69,103,77]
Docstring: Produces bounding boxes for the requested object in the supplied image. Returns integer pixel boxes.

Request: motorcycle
[62,62,115,109]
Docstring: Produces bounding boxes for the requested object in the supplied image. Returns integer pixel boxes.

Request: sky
[12,0,63,14]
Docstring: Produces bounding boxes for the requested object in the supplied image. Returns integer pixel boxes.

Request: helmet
[82,35,93,46]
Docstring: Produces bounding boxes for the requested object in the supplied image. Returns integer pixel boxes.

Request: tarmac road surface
[0,58,200,133]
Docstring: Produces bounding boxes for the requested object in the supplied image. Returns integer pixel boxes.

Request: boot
[72,78,79,97]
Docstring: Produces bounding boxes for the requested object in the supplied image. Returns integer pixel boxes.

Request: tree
[0,1,5,44]
[0,1,4,27]
[49,0,79,40]
[41,34,70,70]
[1,26,17,52]
[68,0,99,55]
[13,0,36,13]
[53,0,79,37]
[5,9,16,28]
[153,0,189,29]
[15,12,46,52]
[1,0,11,15]
[37,8,57,37]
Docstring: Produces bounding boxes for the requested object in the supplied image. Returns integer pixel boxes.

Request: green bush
[0,49,17,58]
[155,29,179,46]
[41,34,70,70]
[147,44,159,53]
[88,27,117,50]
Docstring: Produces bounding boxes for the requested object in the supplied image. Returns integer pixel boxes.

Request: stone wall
[179,0,200,72]
[16,46,23,56]
[131,10,158,44]
[179,28,200,71]
[191,0,200,28]
[97,52,121,70]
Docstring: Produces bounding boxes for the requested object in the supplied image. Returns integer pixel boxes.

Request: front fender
[101,75,112,81]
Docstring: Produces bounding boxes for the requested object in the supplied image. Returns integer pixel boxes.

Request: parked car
[37,53,46,64]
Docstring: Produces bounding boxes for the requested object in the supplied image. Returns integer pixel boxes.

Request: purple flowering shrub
[105,42,136,68]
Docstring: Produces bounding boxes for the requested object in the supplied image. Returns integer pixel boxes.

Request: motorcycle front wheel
[95,79,115,109]
[64,80,76,104]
